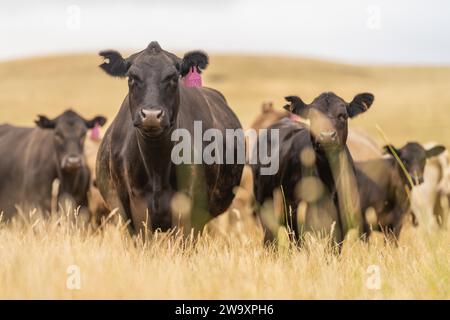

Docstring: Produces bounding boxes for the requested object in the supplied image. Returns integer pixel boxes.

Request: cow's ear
[348,93,374,118]
[283,96,309,117]
[425,145,446,158]
[383,144,401,157]
[85,116,107,129]
[262,102,273,113]
[99,50,131,77]
[180,50,209,77]
[35,115,56,129]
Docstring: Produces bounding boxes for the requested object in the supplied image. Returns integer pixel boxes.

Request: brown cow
[357,143,445,240]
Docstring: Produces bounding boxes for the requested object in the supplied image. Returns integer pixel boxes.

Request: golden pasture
[0,54,449,299]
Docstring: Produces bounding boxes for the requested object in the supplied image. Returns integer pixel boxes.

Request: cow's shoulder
[200,86,227,102]
[268,118,309,148]
[179,86,241,130]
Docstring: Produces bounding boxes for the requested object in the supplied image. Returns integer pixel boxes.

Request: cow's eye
[338,113,348,121]
[128,74,142,87]
[163,73,178,84]
[54,132,64,142]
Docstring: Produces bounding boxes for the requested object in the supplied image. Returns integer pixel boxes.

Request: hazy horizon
[2,0,450,65]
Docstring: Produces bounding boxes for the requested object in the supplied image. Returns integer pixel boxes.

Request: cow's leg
[384,215,403,246]
[253,208,277,246]
[104,183,134,235]
[262,224,277,245]
[434,193,449,228]
[304,193,343,246]
[175,164,211,237]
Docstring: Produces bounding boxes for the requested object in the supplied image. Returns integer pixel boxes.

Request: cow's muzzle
[135,108,165,130]
[318,130,338,145]
[62,156,83,172]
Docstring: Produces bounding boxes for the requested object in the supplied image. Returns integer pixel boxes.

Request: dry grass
[0,210,448,300]
[0,54,449,299]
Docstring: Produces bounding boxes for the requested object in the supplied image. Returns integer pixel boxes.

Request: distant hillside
[1,54,450,145]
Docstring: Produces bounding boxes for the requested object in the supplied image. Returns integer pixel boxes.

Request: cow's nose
[140,108,164,128]
[319,130,337,143]
[64,156,82,170]
[412,172,424,185]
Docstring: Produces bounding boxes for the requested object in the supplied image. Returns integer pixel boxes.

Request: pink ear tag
[90,122,101,141]
[183,66,202,88]
[290,114,302,122]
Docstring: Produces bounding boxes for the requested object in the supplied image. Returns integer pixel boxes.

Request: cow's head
[383,142,446,186]
[35,110,107,172]
[98,41,208,137]
[284,92,374,150]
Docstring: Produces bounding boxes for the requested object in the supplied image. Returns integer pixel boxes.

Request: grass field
[0,54,449,299]
[0,212,448,299]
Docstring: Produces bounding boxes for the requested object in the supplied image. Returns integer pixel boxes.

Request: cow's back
[178,86,241,132]
[347,128,382,162]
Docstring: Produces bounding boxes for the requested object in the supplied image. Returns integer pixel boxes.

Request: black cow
[356,142,445,240]
[0,110,107,219]
[95,41,244,235]
[253,92,374,244]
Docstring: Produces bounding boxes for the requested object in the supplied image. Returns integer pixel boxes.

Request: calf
[253,92,374,244]
[356,142,445,240]
[0,110,107,219]
[411,144,450,229]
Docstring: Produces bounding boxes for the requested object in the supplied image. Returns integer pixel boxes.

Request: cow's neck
[390,164,410,205]
[56,166,87,196]
[313,143,345,188]
[317,143,361,232]
[136,128,175,192]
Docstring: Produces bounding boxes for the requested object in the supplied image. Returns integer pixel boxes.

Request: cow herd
[0,41,448,246]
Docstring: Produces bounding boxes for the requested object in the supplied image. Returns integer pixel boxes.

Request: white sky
[2,0,450,64]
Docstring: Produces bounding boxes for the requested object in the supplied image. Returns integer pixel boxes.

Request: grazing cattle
[0,110,107,219]
[253,92,374,244]
[96,41,244,235]
[356,142,446,240]
[411,143,450,229]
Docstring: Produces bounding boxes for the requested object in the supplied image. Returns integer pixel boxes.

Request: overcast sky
[2,0,450,64]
